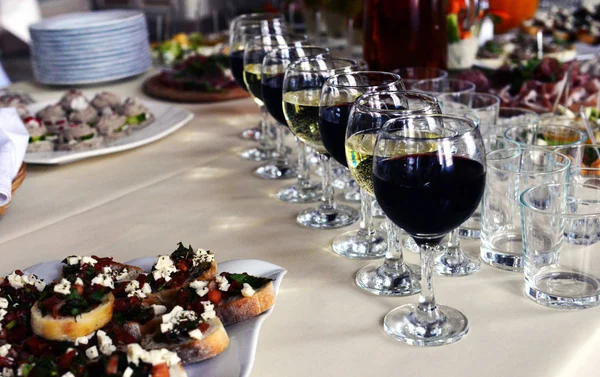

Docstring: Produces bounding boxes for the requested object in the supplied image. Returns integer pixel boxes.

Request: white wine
[346,131,378,196]
[243,63,264,106]
[283,89,327,155]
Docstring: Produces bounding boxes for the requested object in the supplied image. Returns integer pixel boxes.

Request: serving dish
[24,99,193,165]
[23,258,286,377]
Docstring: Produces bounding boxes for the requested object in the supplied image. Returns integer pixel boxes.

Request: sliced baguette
[216,281,275,326]
[31,292,114,341]
[141,317,229,364]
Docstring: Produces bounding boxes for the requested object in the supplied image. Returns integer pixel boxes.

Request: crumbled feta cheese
[200,301,216,321]
[152,256,177,282]
[75,336,89,345]
[54,279,72,296]
[7,273,46,292]
[160,323,174,333]
[126,280,149,299]
[126,344,181,367]
[116,268,139,282]
[0,344,11,357]
[81,257,97,266]
[70,97,88,112]
[152,305,167,315]
[74,278,84,286]
[241,283,256,297]
[91,273,114,289]
[141,283,151,294]
[122,367,134,377]
[96,330,116,356]
[17,365,28,377]
[188,329,203,340]
[7,272,24,289]
[61,373,75,377]
[3,368,14,377]
[34,280,46,292]
[85,346,99,360]
[125,280,140,293]
[0,298,8,309]
[190,280,209,297]
[191,249,214,266]
[102,267,112,274]
[215,275,230,292]
[67,257,80,265]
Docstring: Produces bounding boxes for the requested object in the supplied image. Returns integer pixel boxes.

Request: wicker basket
[0,164,26,216]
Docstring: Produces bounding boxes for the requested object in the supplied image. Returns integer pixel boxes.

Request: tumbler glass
[521,182,600,309]
[481,148,571,271]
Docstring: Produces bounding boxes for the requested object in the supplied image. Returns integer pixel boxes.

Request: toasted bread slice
[141,317,229,364]
[31,292,114,341]
[216,281,275,326]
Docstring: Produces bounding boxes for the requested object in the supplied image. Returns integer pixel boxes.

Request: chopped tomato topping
[58,349,77,369]
[0,356,15,368]
[106,355,119,375]
[199,323,210,332]
[151,363,169,377]
[207,290,222,305]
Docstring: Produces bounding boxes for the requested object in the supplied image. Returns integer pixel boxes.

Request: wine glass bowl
[375,114,486,346]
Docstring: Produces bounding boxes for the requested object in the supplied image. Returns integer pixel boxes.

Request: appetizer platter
[20,90,193,165]
[143,56,248,103]
[0,242,286,377]
[151,33,228,67]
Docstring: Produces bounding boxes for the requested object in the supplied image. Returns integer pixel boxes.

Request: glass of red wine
[243,34,310,180]
[347,90,441,296]
[283,57,360,229]
[229,21,287,160]
[318,72,404,258]
[374,114,486,346]
[261,45,330,201]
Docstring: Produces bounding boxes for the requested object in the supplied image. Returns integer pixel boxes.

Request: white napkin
[0,108,29,206]
[0,0,41,44]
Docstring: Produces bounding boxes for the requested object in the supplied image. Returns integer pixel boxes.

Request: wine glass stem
[258,105,273,150]
[296,138,312,188]
[417,243,443,322]
[319,153,335,210]
[275,124,288,165]
[358,188,374,237]
[381,220,406,272]
[446,229,466,264]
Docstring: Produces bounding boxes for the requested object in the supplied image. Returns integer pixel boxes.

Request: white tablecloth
[1,76,599,377]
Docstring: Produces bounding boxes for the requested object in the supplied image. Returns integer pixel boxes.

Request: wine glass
[243,34,310,180]
[283,57,360,228]
[319,72,404,258]
[347,90,441,295]
[411,78,475,95]
[375,114,485,346]
[261,45,330,201]
[392,67,448,88]
[230,13,286,141]
[230,22,288,160]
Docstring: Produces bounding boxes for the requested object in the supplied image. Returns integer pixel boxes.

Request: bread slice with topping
[176,272,275,326]
[31,277,114,341]
[143,243,217,306]
[140,305,229,364]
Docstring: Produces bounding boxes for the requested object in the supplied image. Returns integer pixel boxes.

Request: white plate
[24,98,192,164]
[30,10,144,31]
[23,258,287,377]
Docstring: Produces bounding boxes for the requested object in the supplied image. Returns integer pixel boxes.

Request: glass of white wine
[283,57,359,229]
[346,90,441,295]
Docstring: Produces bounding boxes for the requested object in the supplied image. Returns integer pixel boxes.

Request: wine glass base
[384,304,469,346]
[403,236,420,254]
[372,200,385,219]
[355,262,421,296]
[459,227,481,239]
[296,205,359,229]
[459,214,481,239]
[435,252,481,277]
[254,163,297,180]
[240,147,275,161]
[332,230,387,260]
[276,183,323,203]
[239,127,262,141]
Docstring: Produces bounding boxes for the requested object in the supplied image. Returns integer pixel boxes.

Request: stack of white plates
[29,10,152,85]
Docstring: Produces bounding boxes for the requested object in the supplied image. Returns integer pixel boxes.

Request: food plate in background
[24,99,193,165]
[24,258,287,377]
[143,74,250,103]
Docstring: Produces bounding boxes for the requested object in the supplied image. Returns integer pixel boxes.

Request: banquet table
[1,75,598,377]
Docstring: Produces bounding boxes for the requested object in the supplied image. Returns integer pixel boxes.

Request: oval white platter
[24,257,287,377]
[24,98,193,165]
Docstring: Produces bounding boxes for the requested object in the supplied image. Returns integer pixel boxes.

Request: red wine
[319,103,353,167]
[373,154,485,245]
[262,74,286,126]
[229,50,247,92]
